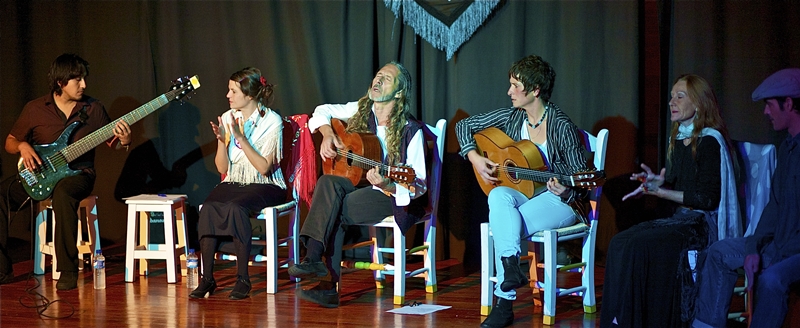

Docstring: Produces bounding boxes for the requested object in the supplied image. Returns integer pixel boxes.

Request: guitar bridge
[19,169,38,186]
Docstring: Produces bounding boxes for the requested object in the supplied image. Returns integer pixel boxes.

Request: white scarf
[221,106,286,188]
[673,124,742,241]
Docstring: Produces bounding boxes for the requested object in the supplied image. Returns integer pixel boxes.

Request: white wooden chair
[726,141,777,326]
[480,128,608,325]
[344,119,446,305]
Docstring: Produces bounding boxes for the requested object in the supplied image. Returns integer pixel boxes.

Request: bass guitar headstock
[167,75,201,102]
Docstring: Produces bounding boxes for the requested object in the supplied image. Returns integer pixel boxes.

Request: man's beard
[369,87,398,102]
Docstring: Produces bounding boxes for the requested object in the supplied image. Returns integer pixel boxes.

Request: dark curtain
[8,0,796,267]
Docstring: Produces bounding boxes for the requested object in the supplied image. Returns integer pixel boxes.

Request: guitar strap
[78,105,89,124]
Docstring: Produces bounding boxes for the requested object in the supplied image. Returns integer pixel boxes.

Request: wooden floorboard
[0,244,603,327]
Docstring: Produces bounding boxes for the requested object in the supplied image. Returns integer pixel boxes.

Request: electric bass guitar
[322,118,416,191]
[473,127,604,198]
[18,75,201,200]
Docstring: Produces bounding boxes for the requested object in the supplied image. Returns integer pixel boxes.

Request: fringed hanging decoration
[384,0,500,60]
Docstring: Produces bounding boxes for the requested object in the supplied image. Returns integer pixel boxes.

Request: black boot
[480,298,514,328]
[500,255,528,292]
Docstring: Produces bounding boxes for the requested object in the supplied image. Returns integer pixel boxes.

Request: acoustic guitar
[473,127,604,198]
[322,118,416,190]
[18,75,201,200]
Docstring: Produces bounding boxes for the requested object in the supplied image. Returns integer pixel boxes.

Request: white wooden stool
[124,194,188,283]
[33,195,100,280]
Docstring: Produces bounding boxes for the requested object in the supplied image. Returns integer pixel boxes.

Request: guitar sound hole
[505,161,519,181]
[346,150,354,166]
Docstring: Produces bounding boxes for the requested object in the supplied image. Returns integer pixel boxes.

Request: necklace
[526,110,547,129]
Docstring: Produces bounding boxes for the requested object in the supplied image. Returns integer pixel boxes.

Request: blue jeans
[693,237,800,328]
[487,186,576,300]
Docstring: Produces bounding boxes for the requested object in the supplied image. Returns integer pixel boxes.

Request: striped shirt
[455,102,591,176]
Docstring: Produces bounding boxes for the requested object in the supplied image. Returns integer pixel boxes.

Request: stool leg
[33,206,48,275]
[125,205,138,282]
[138,211,149,276]
[51,214,60,280]
[176,202,188,276]
[163,206,177,284]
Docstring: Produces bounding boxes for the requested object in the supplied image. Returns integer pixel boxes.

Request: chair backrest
[735,141,777,236]
[423,119,447,223]
[579,129,609,222]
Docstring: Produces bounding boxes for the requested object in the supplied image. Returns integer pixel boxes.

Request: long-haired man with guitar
[455,55,592,328]
[0,54,132,289]
[288,62,428,308]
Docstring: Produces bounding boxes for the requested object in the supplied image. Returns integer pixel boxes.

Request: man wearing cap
[692,68,800,328]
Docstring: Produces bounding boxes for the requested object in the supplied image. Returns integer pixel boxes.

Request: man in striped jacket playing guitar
[288,61,428,308]
[455,54,592,328]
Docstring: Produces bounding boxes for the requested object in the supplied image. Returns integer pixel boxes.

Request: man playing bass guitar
[455,54,593,328]
[288,61,427,308]
[0,53,132,289]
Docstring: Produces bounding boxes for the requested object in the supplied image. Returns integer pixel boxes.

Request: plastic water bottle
[93,249,106,290]
[186,249,199,290]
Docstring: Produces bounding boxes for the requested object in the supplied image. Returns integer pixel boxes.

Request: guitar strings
[335,149,386,172]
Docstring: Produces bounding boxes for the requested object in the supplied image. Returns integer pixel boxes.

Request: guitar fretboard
[497,166,569,185]
[60,87,185,163]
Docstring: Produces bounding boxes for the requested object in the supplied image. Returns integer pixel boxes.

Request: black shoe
[297,284,339,308]
[228,276,252,300]
[499,256,528,292]
[56,271,79,290]
[189,277,217,299]
[480,298,514,328]
[288,259,328,279]
[0,272,12,285]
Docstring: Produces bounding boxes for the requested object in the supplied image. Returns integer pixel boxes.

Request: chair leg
[424,222,437,293]
[392,225,406,305]
[582,226,597,313]
[370,226,385,289]
[288,206,300,282]
[266,208,278,294]
[480,223,494,316]
[542,230,557,325]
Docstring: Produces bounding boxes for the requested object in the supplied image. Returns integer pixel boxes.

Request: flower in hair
[259,76,267,86]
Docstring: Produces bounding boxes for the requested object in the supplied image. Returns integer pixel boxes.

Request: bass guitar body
[474,127,548,198]
[322,119,383,187]
[17,122,83,200]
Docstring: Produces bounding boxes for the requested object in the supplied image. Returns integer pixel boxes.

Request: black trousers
[198,182,286,280]
[0,173,93,274]
[299,175,393,283]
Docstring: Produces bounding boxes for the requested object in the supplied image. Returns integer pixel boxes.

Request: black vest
[366,111,429,235]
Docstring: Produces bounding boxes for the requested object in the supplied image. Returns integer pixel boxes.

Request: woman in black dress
[600,74,741,327]
[190,68,287,300]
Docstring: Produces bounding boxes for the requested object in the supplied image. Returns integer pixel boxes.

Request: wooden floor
[0,244,603,327]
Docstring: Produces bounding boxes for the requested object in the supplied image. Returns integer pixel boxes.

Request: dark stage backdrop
[1,0,798,270]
